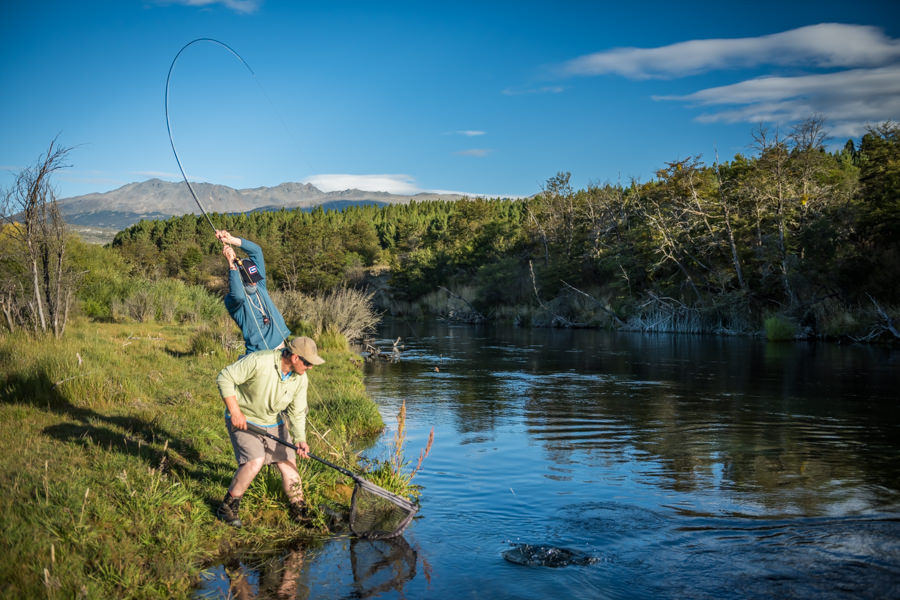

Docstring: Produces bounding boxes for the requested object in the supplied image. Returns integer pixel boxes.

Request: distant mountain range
[57,178,469,241]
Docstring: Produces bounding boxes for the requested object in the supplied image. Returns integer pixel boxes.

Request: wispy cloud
[153,0,262,14]
[657,65,900,137]
[446,130,485,137]
[454,149,492,157]
[561,23,900,80]
[558,23,900,136]
[502,86,565,96]
[136,170,181,179]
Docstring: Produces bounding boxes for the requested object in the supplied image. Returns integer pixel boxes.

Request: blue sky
[2,1,898,201]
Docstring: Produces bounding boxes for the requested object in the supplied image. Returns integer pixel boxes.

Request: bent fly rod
[164,37,256,235]
[164,39,291,350]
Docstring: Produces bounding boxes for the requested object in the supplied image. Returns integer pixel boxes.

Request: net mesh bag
[349,479,418,539]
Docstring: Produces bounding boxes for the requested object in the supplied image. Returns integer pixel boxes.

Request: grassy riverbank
[0,318,392,598]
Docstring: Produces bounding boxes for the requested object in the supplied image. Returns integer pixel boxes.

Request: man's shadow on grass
[1,370,234,493]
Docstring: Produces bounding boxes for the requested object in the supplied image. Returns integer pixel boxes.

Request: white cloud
[135,170,181,179]
[656,65,900,136]
[302,174,423,195]
[448,130,485,137]
[556,23,900,136]
[454,149,492,157]
[562,23,900,80]
[154,0,262,14]
[300,173,511,198]
[502,86,565,95]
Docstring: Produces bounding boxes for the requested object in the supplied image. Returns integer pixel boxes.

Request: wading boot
[289,501,309,524]
[216,493,242,528]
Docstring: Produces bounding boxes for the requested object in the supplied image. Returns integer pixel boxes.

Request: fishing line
[165,37,255,234]
[165,36,316,233]
[165,37,295,350]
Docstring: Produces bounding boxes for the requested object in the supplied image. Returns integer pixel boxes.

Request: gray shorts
[226,417,296,465]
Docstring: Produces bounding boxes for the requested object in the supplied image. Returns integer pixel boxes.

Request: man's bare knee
[241,457,265,474]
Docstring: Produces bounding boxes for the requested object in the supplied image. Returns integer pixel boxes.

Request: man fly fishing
[216,229,290,354]
[215,335,325,527]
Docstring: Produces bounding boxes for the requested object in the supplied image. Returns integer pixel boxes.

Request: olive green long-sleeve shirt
[216,350,308,444]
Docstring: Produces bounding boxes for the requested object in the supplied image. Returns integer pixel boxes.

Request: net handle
[245,423,359,482]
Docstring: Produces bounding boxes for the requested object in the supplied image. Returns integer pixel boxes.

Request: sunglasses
[297,356,313,367]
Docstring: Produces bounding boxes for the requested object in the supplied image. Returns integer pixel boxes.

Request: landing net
[349,479,418,539]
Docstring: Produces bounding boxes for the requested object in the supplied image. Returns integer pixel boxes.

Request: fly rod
[164,37,256,234]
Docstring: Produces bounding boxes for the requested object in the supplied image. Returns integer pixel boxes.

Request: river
[198,320,900,599]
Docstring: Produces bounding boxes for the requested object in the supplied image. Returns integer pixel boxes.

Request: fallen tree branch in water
[852,294,900,342]
[529,261,583,328]
[438,286,486,323]
[560,280,626,327]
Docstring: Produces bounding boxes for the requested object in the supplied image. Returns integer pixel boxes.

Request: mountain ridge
[57,178,470,231]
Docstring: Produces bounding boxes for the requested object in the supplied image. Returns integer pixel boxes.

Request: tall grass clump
[765,314,798,341]
[187,317,241,357]
[111,278,225,323]
[273,286,379,343]
[363,400,433,498]
[316,324,350,352]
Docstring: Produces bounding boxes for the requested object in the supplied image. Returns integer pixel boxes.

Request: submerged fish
[502,543,598,568]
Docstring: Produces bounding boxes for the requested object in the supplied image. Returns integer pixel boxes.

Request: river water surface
[198,321,900,599]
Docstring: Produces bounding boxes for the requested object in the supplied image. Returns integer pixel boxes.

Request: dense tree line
[106,119,899,339]
[4,119,893,339]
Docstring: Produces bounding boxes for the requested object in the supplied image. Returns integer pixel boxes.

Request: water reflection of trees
[366,353,520,437]
[522,378,896,514]
[368,322,899,514]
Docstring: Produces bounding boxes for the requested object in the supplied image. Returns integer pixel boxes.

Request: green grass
[0,318,401,599]
[764,314,798,341]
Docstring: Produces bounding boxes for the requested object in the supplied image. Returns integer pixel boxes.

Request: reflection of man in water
[214,537,418,599]
[221,548,308,600]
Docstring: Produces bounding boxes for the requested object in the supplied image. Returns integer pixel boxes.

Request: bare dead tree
[528,260,580,327]
[713,148,746,290]
[0,139,74,336]
[852,295,900,342]
[751,125,798,307]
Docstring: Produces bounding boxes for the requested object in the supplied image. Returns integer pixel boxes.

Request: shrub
[764,314,797,341]
[188,325,224,356]
[273,287,379,343]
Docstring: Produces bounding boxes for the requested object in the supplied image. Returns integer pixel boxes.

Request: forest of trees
[3,118,899,341]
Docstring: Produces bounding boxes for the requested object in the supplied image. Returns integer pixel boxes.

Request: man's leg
[229,457,265,497]
[276,459,307,521]
[275,459,303,503]
[217,457,265,527]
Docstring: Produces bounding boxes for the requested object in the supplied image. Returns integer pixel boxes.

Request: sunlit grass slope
[0,319,386,599]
